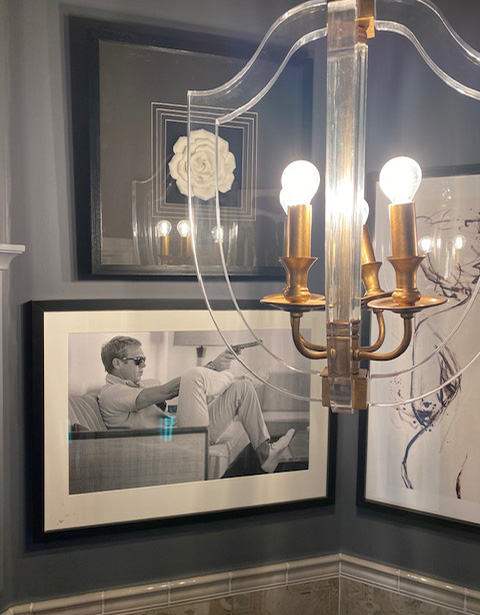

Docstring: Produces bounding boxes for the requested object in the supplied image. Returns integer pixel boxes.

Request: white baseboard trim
[5,553,480,615]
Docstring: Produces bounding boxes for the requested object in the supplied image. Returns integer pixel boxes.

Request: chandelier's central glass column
[325,0,368,412]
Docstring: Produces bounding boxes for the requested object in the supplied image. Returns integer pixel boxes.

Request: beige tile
[143,581,339,615]
[264,579,339,615]
[340,578,464,615]
[141,595,260,615]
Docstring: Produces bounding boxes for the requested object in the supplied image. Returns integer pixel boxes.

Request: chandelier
[186,0,480,413]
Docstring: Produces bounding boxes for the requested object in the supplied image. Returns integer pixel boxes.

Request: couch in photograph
[68,388,250,494]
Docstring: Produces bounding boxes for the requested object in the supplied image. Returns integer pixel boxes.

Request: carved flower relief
[168,128,236,202]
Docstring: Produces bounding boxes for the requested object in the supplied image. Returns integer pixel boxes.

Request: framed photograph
[358,164,480,528]
[68,17,313,278]
[30,300,334,534]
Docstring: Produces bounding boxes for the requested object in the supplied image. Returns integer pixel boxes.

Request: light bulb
[281,160,320,206]
[360,199,369,225]
[418,235,433,253]
[379,156,422,204]
[453,234,467,250]
[177,219,191,238]
[211,225,224,243]
[156,220,172,237]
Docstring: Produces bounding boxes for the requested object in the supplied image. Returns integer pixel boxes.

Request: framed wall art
[358,164,480,529]
[68,17,313,278]
[29,300,334,535]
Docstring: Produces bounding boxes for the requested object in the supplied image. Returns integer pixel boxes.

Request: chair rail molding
[3,554,480,615]
[0,244,25,270]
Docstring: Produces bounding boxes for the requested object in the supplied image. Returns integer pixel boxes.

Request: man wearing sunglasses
[98,335,294,474]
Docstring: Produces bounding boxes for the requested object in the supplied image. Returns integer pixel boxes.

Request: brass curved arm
[290,313,327,360]
[354,315,413,362]
[360,309,386,353]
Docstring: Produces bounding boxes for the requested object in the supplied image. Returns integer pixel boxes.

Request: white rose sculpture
[169,128,236,202]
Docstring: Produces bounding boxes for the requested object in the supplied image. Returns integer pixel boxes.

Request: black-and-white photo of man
[67,326,311,495]
[98,335,295,474]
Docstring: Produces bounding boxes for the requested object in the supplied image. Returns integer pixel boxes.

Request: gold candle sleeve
[161,235,169,258]
[361,224,376,265]
[389,202,418,258]
[287,204,311,257]
[180,236,191,261]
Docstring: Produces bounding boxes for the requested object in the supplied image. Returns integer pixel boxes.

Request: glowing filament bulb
[177,219,191,238]
[281,160,320,206]
[379,156,422,204]
[418,236,433,254]
[156,220,172,237]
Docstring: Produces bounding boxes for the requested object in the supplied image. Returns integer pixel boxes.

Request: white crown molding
[4,553,480,615]
[0,244,25,271]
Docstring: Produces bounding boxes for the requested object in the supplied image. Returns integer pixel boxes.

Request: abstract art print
[30,300,334,535]
[359,165,480,528]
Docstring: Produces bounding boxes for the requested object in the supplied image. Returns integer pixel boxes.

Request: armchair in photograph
[68,380,251,492]
[68,391,208,493]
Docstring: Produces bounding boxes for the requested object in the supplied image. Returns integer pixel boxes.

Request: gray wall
[4,0,335,608]
[3,0,480,609]
[339,0,480,587]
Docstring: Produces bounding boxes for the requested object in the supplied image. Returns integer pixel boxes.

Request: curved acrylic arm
[370,345,480,408]
[376,0,480,100]
[188,0,327,122]
[187,0,328,403]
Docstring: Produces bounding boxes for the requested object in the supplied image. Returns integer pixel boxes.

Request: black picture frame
[358,163,480,531]
[68,17,313,278]
[28,299,336,538]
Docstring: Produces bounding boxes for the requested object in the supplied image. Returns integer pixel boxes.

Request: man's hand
[135,377,181,410]
[208,350,235,372]
[158,377,181,400]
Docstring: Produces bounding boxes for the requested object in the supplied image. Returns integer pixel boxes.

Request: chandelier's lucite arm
[291,313,328,360]
[355,315,413,362]
[376,0,480,100]
[370,345,480,408]
[187,0,331,403]
[188,1,327,123]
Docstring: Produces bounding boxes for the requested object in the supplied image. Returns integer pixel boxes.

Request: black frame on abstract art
[358,163,480,532]
[27,299,336,540]
[68,17,313,279]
